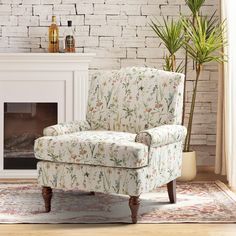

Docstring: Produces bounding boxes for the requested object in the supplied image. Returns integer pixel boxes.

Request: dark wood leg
[90,191,95,195]
[42,186,52,212]
[167,179,176,203]
[129,196,140,224]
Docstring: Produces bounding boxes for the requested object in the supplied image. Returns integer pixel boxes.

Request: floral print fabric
[37,142,182,196]
[87,67,184,133]
[34,67,186,196]
[43,120,91,136]
[35,131,148,169]
[136,125,187,148]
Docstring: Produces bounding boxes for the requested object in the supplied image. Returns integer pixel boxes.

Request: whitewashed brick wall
[0,0,219,166]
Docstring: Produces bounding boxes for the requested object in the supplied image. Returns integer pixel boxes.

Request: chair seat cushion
[34,131,149,169]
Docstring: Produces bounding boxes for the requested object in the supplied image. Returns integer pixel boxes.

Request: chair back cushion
[86,67,184,133]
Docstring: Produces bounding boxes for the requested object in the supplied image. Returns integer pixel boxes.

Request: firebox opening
[4,103,58,170]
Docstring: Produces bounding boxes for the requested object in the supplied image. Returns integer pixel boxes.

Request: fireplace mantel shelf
[0,53,95,62]
[0,53,95,178]
[0,53,96,71]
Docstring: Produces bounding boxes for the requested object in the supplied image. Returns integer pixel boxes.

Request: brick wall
[0,0,219,166]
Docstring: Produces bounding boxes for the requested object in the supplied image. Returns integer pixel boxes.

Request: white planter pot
[178,151,197,181]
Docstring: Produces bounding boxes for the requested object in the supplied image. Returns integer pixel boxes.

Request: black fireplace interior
[4,103,57,170]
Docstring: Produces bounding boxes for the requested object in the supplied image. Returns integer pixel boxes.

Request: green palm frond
[150,17,184,56]
[185,0,205,16]
[181,15,226,65]
[175,60,185,73]
[199,11,218,38]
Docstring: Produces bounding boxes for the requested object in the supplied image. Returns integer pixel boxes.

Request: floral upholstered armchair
[34,67,186,223]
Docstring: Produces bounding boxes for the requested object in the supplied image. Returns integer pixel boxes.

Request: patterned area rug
[0,181,236,223]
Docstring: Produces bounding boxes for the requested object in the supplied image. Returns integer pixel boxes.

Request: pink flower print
[145,108,152,113]
[155,103,163,109]
[96,101,103,107]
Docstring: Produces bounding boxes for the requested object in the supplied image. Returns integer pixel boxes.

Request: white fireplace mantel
[0,53,95,178]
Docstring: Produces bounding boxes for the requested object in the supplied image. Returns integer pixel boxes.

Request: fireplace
[4,103,57,170]
[0,53,94,178]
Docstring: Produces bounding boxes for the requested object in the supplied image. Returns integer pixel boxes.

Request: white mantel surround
[0,53,95,178]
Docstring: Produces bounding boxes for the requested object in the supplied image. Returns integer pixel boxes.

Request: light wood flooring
[0,168,235,236]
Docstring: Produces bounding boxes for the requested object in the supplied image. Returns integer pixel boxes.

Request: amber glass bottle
[48,16,59,53]
[65,20,75,53]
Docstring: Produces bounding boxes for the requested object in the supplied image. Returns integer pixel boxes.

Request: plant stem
[183,63,202,152]
[182,12,198,145]
[182,47,188,125]
[170,54,176,72]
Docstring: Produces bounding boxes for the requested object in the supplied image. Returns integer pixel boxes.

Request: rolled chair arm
[135,125,187,147]
[43,120,91,136]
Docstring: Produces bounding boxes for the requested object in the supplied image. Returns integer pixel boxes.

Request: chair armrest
[135,125,187,147]
[43,120,91,136]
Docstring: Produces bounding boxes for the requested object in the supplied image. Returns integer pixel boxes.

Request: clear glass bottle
[64,20,75,53]
[48,16,59,53]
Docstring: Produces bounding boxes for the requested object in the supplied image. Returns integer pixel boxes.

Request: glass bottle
[48,16,59,53]
[64,20,75,53]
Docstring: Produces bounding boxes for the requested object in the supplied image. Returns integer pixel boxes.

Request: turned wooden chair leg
[129,196,140,224]
[42,186,53,212]
[167,179,176,204]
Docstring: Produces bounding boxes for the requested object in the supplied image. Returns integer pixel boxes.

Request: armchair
[34,67,186,223]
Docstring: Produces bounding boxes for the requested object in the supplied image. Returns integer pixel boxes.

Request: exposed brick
[60,15,84,26]
[122,26,137,37]
[85,15,106,26]
[76,4,93,14]
[99,37,114,48]
[76,36,99,47]
[2,26,28,37]
[41,0,61,3]
[33,5,53,16]
[29,27,48,37]
[141,5,160,15]
[0,0,220,166]
[0,5,11,15]
[18,16,39,26]
[160,5,180,16]
[9,37,41,49]
[126,48,137,58]
[94,4,120,15]
[84,47,126,58]
[74,26,90,36]
[121,5,141,16]
[107,15,128,26]
[121,58,145,67]
[23,0,40,4]
[12,5,32,16]
[90,26,121,37]
[0,16,17,26]
[114,37,145,47]
[53,5,76,15]
[128,16,147,26]
[137,47,164,58]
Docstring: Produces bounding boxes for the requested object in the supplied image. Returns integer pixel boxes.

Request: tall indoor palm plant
[182,15,226,152]
[150,0,226,180]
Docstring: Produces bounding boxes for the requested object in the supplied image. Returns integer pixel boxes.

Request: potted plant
[179,14,226,180]
[150,0,226,181]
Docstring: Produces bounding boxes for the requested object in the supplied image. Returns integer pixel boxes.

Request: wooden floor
[0,169,235,236]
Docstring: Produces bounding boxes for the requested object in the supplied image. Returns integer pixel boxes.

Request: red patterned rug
[0,181,236,223]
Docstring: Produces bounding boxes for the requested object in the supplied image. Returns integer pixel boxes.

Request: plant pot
[177,151,197,181]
